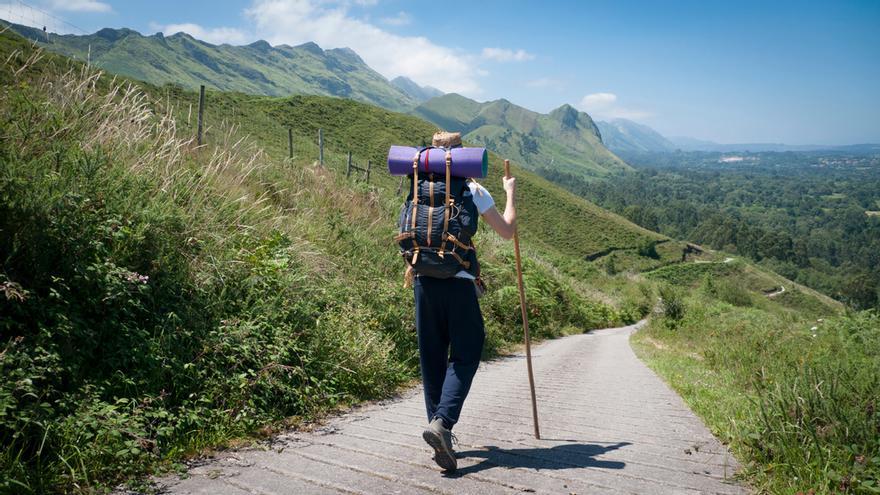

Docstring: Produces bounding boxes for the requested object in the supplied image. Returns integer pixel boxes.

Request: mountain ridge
[413,93,629,179]
[1,19,419,112]
[596,118,676,153]
[390,76,443,102]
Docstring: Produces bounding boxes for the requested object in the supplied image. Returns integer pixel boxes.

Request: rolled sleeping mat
[387,146,488,178]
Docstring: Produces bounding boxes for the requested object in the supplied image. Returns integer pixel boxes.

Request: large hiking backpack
[394,147,479,280]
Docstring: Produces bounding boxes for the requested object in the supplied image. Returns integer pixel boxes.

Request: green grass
[646,259,742,286]
[0,27,860,494]
[156,86,663,263]
[632,289,878,493]
[0,30,659,493]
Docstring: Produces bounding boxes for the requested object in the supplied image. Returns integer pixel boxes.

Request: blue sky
[3,0,878,144]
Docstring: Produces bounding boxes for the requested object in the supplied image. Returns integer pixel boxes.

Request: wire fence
[0,0,90,37]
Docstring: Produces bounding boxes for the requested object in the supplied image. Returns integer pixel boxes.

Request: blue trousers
[414,276,485,430]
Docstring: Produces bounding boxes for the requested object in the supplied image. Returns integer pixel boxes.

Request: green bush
[704,277,753,307]
[0,38,634,493]
[637,240,660,259]
[659,285,686,324]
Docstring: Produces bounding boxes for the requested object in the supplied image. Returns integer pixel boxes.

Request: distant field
[821,192,847,200]
[0,26,863,495]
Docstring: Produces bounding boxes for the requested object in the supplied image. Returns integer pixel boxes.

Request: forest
[540,150,880,309]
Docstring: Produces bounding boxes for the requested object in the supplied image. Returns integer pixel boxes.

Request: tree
[841,273,879,310]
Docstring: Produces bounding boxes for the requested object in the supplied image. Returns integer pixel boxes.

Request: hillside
[1,20,418,112]
[1,29,864,494]
[596,118,676,153]
[413,94,631,179]
[0,29,668,492]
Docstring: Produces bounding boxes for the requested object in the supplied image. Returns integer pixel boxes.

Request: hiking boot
[422,417,457,472]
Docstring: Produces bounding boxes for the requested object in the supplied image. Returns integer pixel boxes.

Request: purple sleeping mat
[387,146,488,178]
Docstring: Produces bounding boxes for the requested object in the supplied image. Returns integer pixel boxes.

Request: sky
[2,0,878,145]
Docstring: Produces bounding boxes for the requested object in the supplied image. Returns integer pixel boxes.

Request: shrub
[637,240,660,259]
[659,285,686,324]
[0,39,632,492]
[705,277,753,307]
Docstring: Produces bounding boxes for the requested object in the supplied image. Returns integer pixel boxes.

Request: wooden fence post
[366,160,371,183]
[318,128,324,166]
[197,84,206,146]
[288,128,293,159]
[346,151,352,178]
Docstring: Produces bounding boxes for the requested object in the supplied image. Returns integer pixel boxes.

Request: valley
[0,16,878,495]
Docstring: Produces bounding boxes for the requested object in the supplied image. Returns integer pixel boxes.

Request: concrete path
[766,285,785,298]
[154,320,746,494]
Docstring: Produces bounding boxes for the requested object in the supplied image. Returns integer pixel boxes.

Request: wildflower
[124,271,149,284]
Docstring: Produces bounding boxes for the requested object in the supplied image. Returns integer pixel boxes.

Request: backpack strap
[443,233,475,251]
[410,151,420,264]
[438,150,453,259]
[447,251,471,269]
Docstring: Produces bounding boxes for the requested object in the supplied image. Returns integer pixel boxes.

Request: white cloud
[578,92,652,120]
[50,0,111,12]
[157,22,250,45]
[245,0,482,94]
[379,11,410,26]
[481,47,534,62]
[580,92,617,109]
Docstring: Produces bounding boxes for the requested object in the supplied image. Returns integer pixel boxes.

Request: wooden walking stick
[505,159,541,439]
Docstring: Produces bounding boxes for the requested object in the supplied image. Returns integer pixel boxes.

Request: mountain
[1,20,418,112]
[413,94,630,179]
[1,29,851,493]
[596,118,676,153]
[390,76,443,102]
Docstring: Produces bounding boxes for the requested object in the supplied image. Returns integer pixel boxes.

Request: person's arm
[481,176,516,240]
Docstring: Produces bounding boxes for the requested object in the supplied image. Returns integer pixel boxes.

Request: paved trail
[155,321,746,494]
[766,285,786,298]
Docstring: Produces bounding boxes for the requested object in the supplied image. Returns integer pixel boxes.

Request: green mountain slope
[413,94,631,179]
[596,118,676,153]
[1,20,418,112]
[248,94,660,260]
[390,76,443,102]
[0,29,852,494]
[0,30,667,491]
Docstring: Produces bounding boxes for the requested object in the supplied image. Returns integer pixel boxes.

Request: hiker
[396,131,516,472]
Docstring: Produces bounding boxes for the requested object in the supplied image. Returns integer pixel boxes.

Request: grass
[0,28,863,495]
[632,287,878,493]
[0,30,659,493]
[152,84,664,264]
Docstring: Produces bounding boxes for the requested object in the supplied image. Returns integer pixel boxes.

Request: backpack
[394,147,480,282]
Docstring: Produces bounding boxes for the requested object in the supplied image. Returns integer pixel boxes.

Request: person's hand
[503,176,516,196]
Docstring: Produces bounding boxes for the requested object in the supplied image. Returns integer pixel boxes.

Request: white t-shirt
[455,181,494,279]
